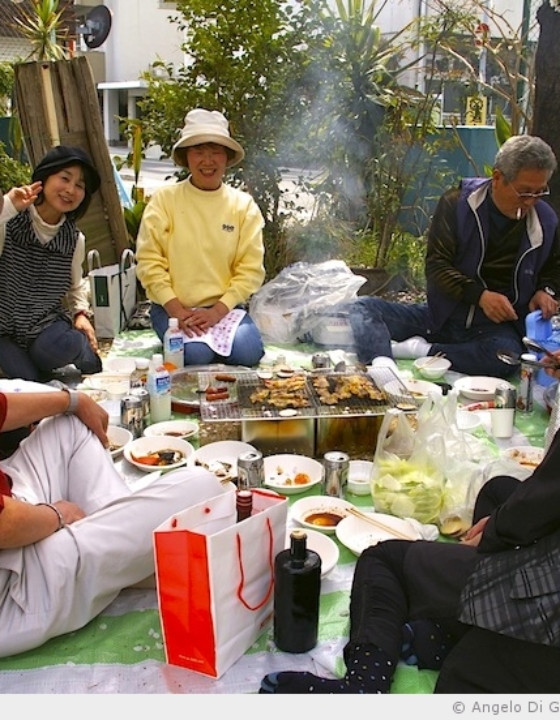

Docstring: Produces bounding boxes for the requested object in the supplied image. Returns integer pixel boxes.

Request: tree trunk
[533,2,560,219]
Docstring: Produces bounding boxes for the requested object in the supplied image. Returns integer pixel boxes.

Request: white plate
[453,376,509,402]
[336,511,421,556]
[290,496,355,534]
[285,528,339,577]
[104,357,136,375]
[347,460,374,496]
[384,377,442,403]
[107,425,133,459]
[263,454,324,495]
[500,445,544,470]
[188,440,257,481]
[124,435,194,472]
[144,419,199,440]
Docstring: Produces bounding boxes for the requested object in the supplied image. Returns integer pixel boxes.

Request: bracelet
[62,388,79,415]
[37,502,65,531]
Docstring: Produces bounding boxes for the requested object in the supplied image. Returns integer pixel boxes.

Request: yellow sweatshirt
[136,177,265,310]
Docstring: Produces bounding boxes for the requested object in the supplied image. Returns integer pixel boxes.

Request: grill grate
[198,369,418,422]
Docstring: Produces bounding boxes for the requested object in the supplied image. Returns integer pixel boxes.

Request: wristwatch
[542,286,557,298]
[62,388,80,414]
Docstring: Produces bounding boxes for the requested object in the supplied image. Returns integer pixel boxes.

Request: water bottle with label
[163,317,185,369]
[147,353,172,423]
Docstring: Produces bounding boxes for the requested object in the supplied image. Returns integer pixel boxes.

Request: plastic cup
[490,408,515,438]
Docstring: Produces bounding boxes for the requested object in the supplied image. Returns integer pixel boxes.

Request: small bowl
[107,425,133,459]
[456,410,482,433]
[347,460,374,496]
[79,388,108,403]
[263,454,324,495]
[124,435,194,472]
[104,357,136,376]
[413,356,451,380]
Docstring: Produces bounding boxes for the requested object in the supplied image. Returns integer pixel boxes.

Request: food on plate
[130,449,185,466]
[269,466,311,486]
[194,458,234,478]
[506,447,543,468]
[304,511,345,527]
[108,441,123,453]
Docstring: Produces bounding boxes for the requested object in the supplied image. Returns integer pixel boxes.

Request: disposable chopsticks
[346,506,416,541]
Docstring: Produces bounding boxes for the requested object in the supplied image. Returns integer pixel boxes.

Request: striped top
[0,209,78,348]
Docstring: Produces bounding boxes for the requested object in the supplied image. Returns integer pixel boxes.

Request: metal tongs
[496,336,560,371]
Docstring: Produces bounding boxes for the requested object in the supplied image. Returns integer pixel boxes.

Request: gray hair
[494,135,557,182]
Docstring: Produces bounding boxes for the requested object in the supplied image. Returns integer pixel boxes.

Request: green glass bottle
[273,530,321,653]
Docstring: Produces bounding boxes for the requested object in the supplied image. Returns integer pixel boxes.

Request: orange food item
[293,472,311,485]
[163,361,178,372]
[131,454,160,466]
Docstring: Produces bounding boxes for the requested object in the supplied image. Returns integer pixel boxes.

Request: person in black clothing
[348,135,560,377]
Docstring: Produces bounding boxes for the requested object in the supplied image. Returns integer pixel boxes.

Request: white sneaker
[391,336,432,359]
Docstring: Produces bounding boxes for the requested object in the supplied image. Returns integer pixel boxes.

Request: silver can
[312,353,331,370]
[237,450,264,490]
[120,395,144,438]
[130,386,150,421]
[323,451,349,498]
[517,353,536,413]
[494,383,517,410]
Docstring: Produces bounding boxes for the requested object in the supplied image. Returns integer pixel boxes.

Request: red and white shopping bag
[154,488,288,678]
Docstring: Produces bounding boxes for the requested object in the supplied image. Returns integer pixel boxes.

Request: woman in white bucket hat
[136,109,266,366]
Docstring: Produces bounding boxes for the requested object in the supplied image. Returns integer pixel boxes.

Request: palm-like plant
[13,0,70,62]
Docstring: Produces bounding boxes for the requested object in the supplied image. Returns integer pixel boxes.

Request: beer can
[312,353,331,370]
[237,450,264,490]
[517,353,536,413]
[130,386,150,421]
[323,451,349,498]
[120,395,144,439]
[494,383,517,410]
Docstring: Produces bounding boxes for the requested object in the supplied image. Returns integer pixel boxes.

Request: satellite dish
[77,5,113,50]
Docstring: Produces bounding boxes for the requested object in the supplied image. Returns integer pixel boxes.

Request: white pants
[0,415,228,658]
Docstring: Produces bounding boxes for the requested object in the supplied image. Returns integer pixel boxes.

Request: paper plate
[384,377,442,404]
[290,496,355,535]
[285,528,339,577]
[500,445,544,470]
[144,419,199,440]
[336,511,421,556]
[453,376,509,402]
[263,454,324,495]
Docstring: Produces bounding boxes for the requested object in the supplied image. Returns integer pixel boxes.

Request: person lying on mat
[135,108,266,367]
[348,135,560,379]
[0,146,103,382]
[0,388,229,658]
[260,363,560,694]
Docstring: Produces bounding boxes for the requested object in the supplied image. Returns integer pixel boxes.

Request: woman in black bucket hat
[0,145,103,382]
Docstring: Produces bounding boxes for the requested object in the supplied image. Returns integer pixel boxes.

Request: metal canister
[130,386,150,422]
[312,352,331,370]
[120,395,144,438]
[494,383,517,410]
[237,450,264,490]
[517,353,536,413]
[323,451,349,498]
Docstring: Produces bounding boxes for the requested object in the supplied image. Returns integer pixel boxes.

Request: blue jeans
[0,319,102,381]
[150,303,265,367]
[348,297,524,378]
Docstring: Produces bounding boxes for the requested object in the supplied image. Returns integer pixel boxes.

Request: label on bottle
[167,335,183,353]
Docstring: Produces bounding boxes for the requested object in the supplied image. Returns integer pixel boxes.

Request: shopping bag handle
[87,249,101,274]
[120,247,136,272]
[236,517,274,611]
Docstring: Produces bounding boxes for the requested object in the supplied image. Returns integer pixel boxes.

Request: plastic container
[147,353,172,423]
[163,317,185,369]
[525,310,560,386]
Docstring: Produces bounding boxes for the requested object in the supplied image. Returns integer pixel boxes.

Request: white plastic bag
[249,260,365,344]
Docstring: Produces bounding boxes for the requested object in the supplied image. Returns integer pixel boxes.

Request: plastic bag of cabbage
[371,408,446,524]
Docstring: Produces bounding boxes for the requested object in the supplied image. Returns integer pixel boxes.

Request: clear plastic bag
[249,260,365,344]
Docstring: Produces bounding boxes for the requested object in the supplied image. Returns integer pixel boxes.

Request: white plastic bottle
[147,353,172,423]
[163,317,185,369]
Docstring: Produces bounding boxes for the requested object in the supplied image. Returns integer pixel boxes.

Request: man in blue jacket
[349,135,560,377]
